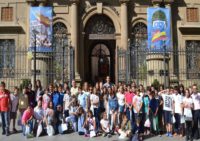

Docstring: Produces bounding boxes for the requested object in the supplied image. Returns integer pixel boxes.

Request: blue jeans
[174,113,181,134]
[193,110,200,139]
[1,112,10,133]
[22,120,33,136]
[93,108,100,129]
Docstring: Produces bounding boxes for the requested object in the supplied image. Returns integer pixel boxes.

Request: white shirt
[34,106,44,121]
[100,119,109,132]
[70,87,78,96]
[173,93,183,114]
[133,95,143,113]
[10,94,19,112]
[191,93,200,110]
[162,94,173,111]
[183,97,193,120]
[63,94,71,110]
[116,92,125,106]
[90,94,99,108]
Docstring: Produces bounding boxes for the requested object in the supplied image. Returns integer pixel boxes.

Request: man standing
[70,80,78,97]
[191,84,200,140]
[0,81,11,136]
[103,76,113,88]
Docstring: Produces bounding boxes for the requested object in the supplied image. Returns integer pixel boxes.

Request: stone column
[70,0,80,81]
[120,0,129,49]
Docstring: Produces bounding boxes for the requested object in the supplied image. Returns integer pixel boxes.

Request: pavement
[0,124,200,141]
[1,128,200,141]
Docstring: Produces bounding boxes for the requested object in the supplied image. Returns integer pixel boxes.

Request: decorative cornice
[69,0,80,4]
[152,0,174,5]
[119,0,130,4]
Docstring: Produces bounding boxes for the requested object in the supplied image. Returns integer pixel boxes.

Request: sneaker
[174,133,177,136]
[168,133,173,137]
[13,128,18,133]
[2,131,5,135]
[103,133,107,137]
[166,132,169,137]
[107,134,112,138]
[159,134,162,137]
[26,133,34,138]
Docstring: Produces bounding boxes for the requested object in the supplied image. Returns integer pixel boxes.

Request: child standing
[183,89,193,141]
[63,89,71,118]
[133,89,143,134]
[160,88,173,137]
[149,91,159,135]
[116,87,125,126]
[10,86,19,133]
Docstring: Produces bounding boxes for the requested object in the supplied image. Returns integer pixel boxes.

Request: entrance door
[91,44,110,82]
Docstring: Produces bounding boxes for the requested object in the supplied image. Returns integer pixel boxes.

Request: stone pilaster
[70,0,81,81]
[119,0,129,49]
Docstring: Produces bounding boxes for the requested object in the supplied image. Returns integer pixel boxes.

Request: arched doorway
[84,15,116,83]
[91,44,110,82]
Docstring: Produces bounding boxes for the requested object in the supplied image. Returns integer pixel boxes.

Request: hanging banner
[147,7,171,52]
[29,7,53,52]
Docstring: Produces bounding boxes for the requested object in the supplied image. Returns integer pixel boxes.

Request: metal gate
[0,22,74,90]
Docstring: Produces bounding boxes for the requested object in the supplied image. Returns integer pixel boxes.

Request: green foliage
[151,79,160,90]
[19,79,31,92]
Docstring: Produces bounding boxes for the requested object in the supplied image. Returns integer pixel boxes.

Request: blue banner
[147,7,171,52]
[29,7,53,52]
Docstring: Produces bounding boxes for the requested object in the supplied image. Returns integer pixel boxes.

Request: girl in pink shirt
[21,106,33,136]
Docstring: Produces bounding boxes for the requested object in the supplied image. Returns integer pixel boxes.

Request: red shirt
[0,89,11,112]
[125,91,135,105]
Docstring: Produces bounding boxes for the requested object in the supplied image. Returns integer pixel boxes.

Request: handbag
[36,123,43,137]
[144,118,151,128]
[90,130,96,138]
[47,125,54,136]
[61,123,68,132]
[181,115,185,124]
[25,125,30,135]
[172,115,176,123]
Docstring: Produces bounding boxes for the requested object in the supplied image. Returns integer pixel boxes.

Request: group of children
[0,77,200,141]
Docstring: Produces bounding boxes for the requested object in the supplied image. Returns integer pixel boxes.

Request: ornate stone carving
[85,15,115,34]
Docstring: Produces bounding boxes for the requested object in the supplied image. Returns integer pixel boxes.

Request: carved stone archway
[83,14,116,83]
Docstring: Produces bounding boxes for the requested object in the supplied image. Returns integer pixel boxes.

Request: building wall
[0,0,199,88]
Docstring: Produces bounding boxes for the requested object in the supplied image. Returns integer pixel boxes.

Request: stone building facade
[0,0,200,89]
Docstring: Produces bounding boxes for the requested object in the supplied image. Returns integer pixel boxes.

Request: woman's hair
[78,107,85,116]
[87,110,93,117]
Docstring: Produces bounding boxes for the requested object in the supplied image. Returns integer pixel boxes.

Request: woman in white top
[116,86,125,126]
[90,88,100,129]
[183,89,193,141]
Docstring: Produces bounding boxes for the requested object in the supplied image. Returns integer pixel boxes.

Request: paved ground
[1,128,200,141]
[0,124,200,141]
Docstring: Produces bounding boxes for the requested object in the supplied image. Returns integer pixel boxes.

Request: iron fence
[0,44,74,91]
[117,41,200,88]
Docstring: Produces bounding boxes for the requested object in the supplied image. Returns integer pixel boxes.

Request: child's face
[14,89,18,95]
[88,112,92,118]
[103,113,107,120]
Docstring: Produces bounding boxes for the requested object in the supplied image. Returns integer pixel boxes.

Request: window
[186,40,200,79]
[0,39,15,78]
[1,7,13,21]
[187,8,199,22]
